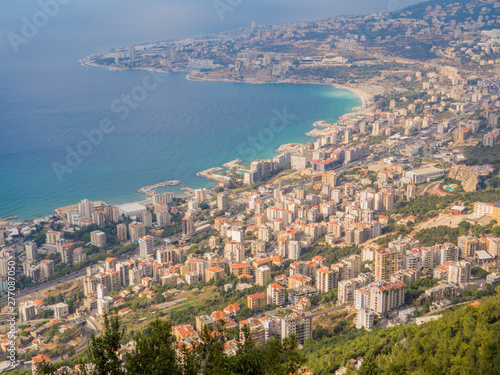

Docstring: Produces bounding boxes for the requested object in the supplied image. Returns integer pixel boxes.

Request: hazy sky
[0,0,428,58]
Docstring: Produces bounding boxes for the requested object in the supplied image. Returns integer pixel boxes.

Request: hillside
[303,294,500,374]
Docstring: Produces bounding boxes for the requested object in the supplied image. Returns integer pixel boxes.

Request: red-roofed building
[223,303,240,317]
[247,292,267,310]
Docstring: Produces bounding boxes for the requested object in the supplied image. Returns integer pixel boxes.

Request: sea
[0,0,419,220]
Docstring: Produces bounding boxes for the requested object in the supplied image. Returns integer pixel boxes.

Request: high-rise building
[139,235,154,258]
[280,312,312,344]
[40,260,54,280]
[78,199,94,220]
[182,217,195,240]
[316,267,336,294]
[194,188,207,202]
[448,261,471,285]
[288,240,301,260]
[217,191,229,211]
[141,211,153,227]
[73,247,87,265]
[267,283,285,306]
[104,206,120,223]
[128,46,136,60]
[256,266,271,286]
[129,221,146,241]
[152,192,175,205]
[93,211,106,227]
[20,301,38,322]
[45,230,63,245]
[117,224,127,242]
[407,184,416,199]
[25,241,37,261]
[356,307,374,330]
[383,193,394,211]
[60,242,74,264]
[375,248,403,281]
[116,261,132,287]
[90,230,106,248]
[0,257,9,277]
[156,210,171,227]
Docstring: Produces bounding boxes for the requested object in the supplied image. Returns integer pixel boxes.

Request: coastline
[10,63,368,222]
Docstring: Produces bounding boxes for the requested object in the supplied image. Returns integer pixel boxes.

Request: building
[375,248,403,281]
[255,266,271,286]
[90,230,106,248]
[195,315,216,334]
[247,292,267,310]
[52,302,69,319]
[129,222,146,241]
[240,318,266,347]
[40,260,54,280]
[281,312,312,344]
[73,247,87,265]
[194,188,207,202]
[406,184,416,199]
[32,354,51,375]
[172,324,199,342]
[20,300,37,322]
[448,261,471,285]
[156,210,171,227]
[45,230,62,245]
[217,192,229,211]
[369,281,405,315]
[182,217,195,240]
[267,283,285,306]
[139,235,154,258]
[205,267,225,282]
[141,210,153,227]
[404,166,445,184]
[117,223,127,242]
[78,199,94,220]
[25,241,37,260]
[152,192,175,205]
[316,267,336,294]
[356,307,374,330]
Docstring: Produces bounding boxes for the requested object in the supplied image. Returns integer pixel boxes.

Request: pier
[0,216,17,222]
[138,180,181,196]
[223,159,243,169]
[197,167,228,182]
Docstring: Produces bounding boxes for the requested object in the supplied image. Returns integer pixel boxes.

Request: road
[0,268,87,304]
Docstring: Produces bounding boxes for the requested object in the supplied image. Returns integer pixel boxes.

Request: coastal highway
[0,268,87,305]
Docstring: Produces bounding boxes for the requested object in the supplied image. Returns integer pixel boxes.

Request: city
[2,0,500,374]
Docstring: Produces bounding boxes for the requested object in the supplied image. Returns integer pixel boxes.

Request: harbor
[138,180,181,196]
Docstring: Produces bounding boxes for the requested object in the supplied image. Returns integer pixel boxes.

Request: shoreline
[8,63,369,223]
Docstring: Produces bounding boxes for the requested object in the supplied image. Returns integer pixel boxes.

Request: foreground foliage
[36,316,303,375]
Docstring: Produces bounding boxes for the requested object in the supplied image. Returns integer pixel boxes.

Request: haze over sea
[0,0,420,220]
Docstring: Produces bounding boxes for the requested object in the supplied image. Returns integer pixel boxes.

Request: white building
[356,307,374,330]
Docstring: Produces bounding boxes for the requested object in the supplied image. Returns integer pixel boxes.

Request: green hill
[303,294,500,374]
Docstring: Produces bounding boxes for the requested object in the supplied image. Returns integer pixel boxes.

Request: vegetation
[300,244,360,265]
[303,294,500,374]
[36,315,303,375]
[413,226,460,246]
[404,278,439,304]
[463,142,500,167]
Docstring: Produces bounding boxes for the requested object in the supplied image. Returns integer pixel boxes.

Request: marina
[138,180,181,196]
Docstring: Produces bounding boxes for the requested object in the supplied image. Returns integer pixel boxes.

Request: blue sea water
[1,0,428,220]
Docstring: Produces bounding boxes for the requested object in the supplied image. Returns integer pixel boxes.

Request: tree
[83,315,125,375]
[125,320,181,375]
[492,226,500,238]
[358,354,379,375]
